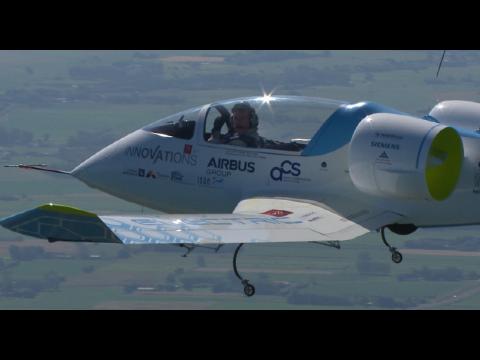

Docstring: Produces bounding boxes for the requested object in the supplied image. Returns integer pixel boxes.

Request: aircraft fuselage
[72,120,480,228]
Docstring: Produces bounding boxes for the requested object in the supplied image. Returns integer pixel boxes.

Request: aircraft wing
[0,199,403,245]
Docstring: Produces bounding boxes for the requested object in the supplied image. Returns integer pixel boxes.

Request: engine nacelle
[430,101,480,131]
[349,113,464,201]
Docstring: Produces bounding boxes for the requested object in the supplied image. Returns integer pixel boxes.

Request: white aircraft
[2,94,480,297]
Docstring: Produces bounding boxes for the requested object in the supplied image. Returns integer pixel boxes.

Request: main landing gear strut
[233,243,255,297]
[381,227,403,264]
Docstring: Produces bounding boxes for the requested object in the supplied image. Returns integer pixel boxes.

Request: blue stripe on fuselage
[302,101,406,156]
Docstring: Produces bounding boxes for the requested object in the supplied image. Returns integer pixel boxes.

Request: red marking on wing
[262,209,293,217]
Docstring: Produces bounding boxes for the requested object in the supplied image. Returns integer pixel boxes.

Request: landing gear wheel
[391,250,403,264]
[233,244,256,297]
[381,227,404,264]
[243,282,256,297]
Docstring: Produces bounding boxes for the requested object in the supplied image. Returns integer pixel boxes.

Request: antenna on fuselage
[436,50,447,79]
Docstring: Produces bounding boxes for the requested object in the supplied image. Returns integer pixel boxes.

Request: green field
[0,231,479,309]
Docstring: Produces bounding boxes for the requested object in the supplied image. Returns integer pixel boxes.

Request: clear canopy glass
[205,96,347,149]
[143,96,348,151]
[143,106,203,140]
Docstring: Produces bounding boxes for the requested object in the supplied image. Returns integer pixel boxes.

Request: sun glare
[261,92,275,105]
[257,89,277,113]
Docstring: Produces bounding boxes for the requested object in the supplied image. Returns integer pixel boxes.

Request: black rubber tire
[392,251,403,264]
[244,284,256,297]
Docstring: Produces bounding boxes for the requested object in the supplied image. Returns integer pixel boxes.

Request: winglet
[38,203,97,217]
[0,204,121,244]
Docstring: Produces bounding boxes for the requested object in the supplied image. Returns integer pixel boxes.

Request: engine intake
[348,114,463,201]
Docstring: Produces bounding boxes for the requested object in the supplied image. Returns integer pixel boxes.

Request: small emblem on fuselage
[184,144,193,155]
[171,171,184,183]
[262,209,293,217]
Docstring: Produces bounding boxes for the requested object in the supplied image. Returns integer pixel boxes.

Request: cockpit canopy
[143,96,404,155]
[144,106,202,140]
[205,96,348,151]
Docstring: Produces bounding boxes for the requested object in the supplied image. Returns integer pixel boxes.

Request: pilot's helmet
[232,102,259,129]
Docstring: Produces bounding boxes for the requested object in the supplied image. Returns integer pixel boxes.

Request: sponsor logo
[212,177,224,185]
[207,158,255,178]
[206,169,232,177]
[370,141,400,151]
[375,132,403,140]
[262,209,293,217]
[125,146,198,166]
[270,160,301,182]
[171,171,184,183]
[197,176,225,186]
[147,170,157,178]
[122,168,168,180]
[131,217,302,226]
[376,151,392,165]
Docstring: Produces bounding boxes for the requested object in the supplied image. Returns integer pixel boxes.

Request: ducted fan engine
[349,113,464,201]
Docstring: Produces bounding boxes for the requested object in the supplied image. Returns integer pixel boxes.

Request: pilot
[209,102,263,148]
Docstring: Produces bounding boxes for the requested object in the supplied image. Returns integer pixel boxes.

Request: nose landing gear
[381,227,403,264]
[233,243,256,297]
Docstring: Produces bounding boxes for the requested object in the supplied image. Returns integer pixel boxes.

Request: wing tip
[0,204,122,244]
[38,203,98,218]
[1,203,98,232]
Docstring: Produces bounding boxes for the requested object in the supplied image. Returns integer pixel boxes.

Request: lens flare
[261,92,274,104]
[257,89,277,113]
